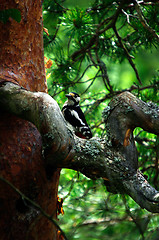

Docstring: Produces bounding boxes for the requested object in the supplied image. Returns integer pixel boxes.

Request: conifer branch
[84,82,159,115]
[71,0,126,61]
[134,0,159,43]
[113,26,142,85]
[0,82,159,213]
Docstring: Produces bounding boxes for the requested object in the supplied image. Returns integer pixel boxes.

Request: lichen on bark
[0,83,159,213]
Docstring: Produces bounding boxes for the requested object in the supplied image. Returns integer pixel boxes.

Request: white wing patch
[70,110,85,126]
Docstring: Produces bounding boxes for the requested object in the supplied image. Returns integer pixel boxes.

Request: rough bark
[0,82,159,213]
[0,0,47,92]
[0,1,59,239]
[0,1,159,239]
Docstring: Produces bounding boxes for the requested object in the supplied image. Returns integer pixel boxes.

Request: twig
[113,26,142,85]
[54,0,69,11]
[140,164,157,173]
[0,175,68,240]
[122,9,139,29]
[71,0,125,61]
[84,82,159,115]
[153,137,159,188]
[95,52,113,92]
[122,195,146,240]
[134,0,159,43]
[98,0,126,35]
[82,69,100,94]
[78,215,130,227]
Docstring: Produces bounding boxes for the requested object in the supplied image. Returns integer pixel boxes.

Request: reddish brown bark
[1,82,159,213]
[0,0,47,91]
[0,1,59,239]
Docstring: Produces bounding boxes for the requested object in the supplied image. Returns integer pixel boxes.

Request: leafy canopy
[43,1,159,239]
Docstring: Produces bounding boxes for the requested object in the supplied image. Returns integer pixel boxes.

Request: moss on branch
[0,82,159,213]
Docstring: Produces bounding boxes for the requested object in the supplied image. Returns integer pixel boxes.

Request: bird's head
[65,92,80,106]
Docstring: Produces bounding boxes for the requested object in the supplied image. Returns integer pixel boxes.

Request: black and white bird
[62,92,92,139]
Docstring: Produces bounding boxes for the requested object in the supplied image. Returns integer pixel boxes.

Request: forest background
[43,0,159,239]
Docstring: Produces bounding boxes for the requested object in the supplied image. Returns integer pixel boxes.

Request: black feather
[62,93,92,139]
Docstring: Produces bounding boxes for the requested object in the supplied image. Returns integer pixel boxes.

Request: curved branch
[0,82,159,213]
[65,137,159,213]
[0,82,75,164]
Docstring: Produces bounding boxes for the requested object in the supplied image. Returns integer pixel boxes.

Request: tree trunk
[0,1,59,239]
[1,1,159,239]
[1,83,159,214]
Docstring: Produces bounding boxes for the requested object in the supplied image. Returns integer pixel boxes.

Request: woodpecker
[62,92,92,139]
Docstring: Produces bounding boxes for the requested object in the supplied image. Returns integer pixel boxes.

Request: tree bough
[0,81,159,213]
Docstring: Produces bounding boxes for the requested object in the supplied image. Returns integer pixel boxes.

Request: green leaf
[0,9,21,23]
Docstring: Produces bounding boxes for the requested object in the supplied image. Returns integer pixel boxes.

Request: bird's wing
[62,106,87,128]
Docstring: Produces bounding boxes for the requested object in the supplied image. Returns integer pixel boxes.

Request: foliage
[0,9,21,23]
[43,0,159,239]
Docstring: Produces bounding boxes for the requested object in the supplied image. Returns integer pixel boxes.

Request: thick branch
[0,82,159,213]
[66,137,159,213]
[0,82,75,163]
